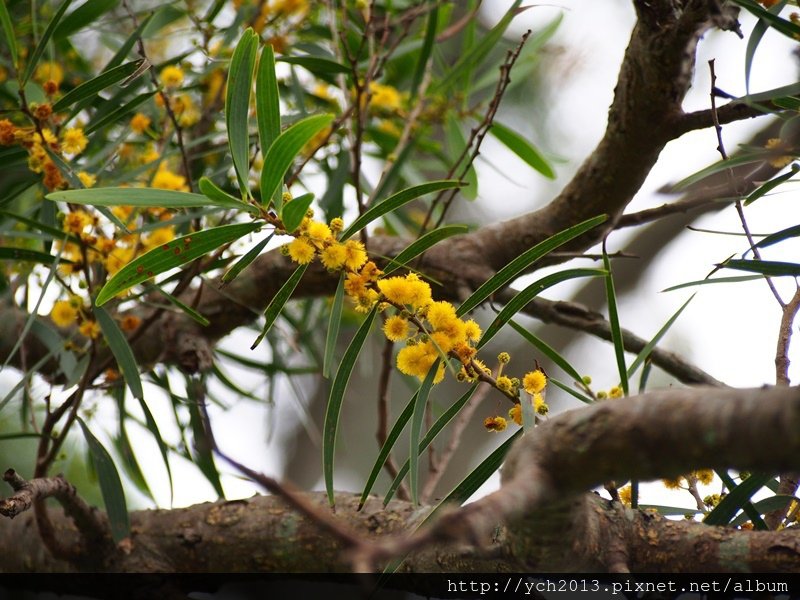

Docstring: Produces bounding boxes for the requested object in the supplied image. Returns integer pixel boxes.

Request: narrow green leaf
[705,471,773,528]
[340,180,463,241]
[323,274,345,379]
[603,250,628,396]
[85,90,157,134]
[672,153,766,191]
[281,192,315,232]
[478,268,605,349]
[256,44,281,156]
[383,384,478,506]
[22,0,74,85]
[260,113,335,207]
[626,294,695,379]
[745,81,800,104]
[0,0,18,68]
[0,247,73,265]
[445,113,478,200]
[729,0,800,41]
[250,263,309,350]
[744,163,799,206]
[198,177,259,214]
[226,28,259,196]
[662,274,763,292]
[730,495,794,526]
[508,319,584,385]
[360,391,417,509]
[722,258,800,277]
[432,0,522,93]
[490,122,555,179]
[277,55,349,74]
[411,6,437,97]
[222,232,274,284]
[95,306,143,399]
[77,417,130,542]
[772,96,800,111]
[136,395,174,505]
[410,359,440,506]
[383,225,468,275]
[96,222,261,306]
[548,376,594,404]
[54,0,119,38]
[323,304,379,507]
[457,215,608,317]
[755,223,800,250]
[745,1,786,93]
[149,284,209,327]
[48,187,228,209]
[185,384,225,498]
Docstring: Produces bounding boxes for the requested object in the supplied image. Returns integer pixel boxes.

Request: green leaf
[96,222,261,306]
[755,224,800,250]
[383,384,479,507]
[729,0,800,41]
[410,359,440,506]
[478,269,605,349]
[136,395,174,505]
[94,306,143,399]
[22,0,74,85]
[360,390,417,510]
[457,215,608,317]
[45,187,238,210]
[77,417,130,543]
[226,28,259,196]
[0,247,73,265]
[721,258,800,277]
[410,6,437,97]
[730,495,794,526]
[250,263,309,350]
[626,294,695,379]
[340,180,463,241]
[323,274,345,379]
[432,0,522,93]
[744,163,799,206]
[256,44,281,156]
[277,55,349,75]
[662,274,764,292]
[54,0,119,38]
[85,90,157,134]
[52,60,145,113]
[549,376,594,404]
[508,319,584,385]
[323,304,379,507]
[744,1,786,94]
[705,471,773,528]
[490,122,555,179]
[198,177,259,214]
[221,232,274,284]
[445,113,478,200]
[382,225,468,275]
[281,192,315,232]
[185,382,225,498]
[260,114,335,207]
[0,0,18,68]
[149,284,210,327]
[603,250,628,396]
[672,152,766,191]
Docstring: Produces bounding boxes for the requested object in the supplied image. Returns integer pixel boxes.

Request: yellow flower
[464,319,481,342]
[483,416,507,432]
[286,237,315,264]
[523,369,547,395]
[369,82,403,112]
[130,113,151,134]
[662,477,684,490]
[64,210,94,234]
[383,315,409,342]
[152,165,188,191]
[34,61,64,85]
[694,470,714,486]
[509,404,522,426]
[496,375,513,393]
[77,171,96,188]
[120,315,141,332]
[160,65,185,88]
[608,385,623,398]
[618,485,632,506]
[306,221,333,245]
[343,239,367,271]
[79,319,101,340]
[105,246,134,275]
[320,243,348,270]
[51,300,78,328]
[396,341,438,380]
[533,392,548,415]
[61,128,88,155]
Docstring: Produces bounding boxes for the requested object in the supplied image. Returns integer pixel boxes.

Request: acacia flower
[286,237,315,264]
[51,300,78,328]
[483,416,507,432]
[160,65,185,88]
[61,128,88,154]
[320,243,348,270]
[79,319,101,340]
[130,113,151,134]
[383,315,409,342]
[523,369,547,395]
